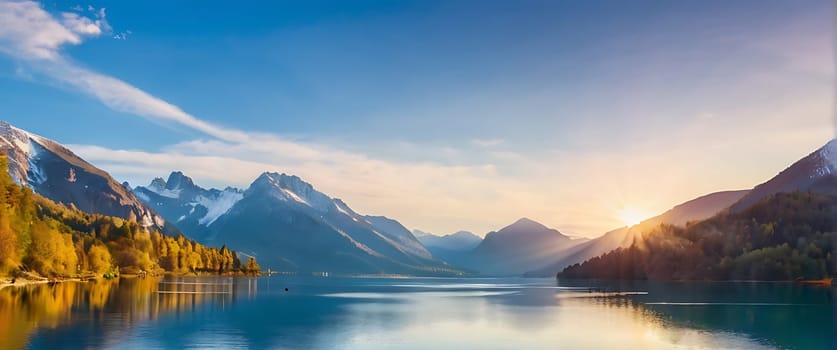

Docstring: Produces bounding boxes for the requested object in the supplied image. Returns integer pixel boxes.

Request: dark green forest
[0,157,258,278]
[560,192,837,281]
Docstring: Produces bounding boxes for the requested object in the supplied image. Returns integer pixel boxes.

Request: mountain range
[2,120,833,278]
[413,229,482,264]
[459,218,586,275]
[137,137,837,277]
[413,188,754,277]
[132,171,243,242]
[134,171,451,275]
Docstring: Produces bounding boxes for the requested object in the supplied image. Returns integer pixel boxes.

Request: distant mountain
[413,229,483,266]
[0,121,169,233]
[133,171,243,240]
[731,139,837,212]
[525,189,750,277]
[455,218,584,276]
[415,230,482,252]
[135,171,455,275]
[412,229,432,238]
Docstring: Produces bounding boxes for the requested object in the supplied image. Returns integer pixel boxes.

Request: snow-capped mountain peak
[0,122,34,154]
[165,171,197,191]
[134,171,244,227]
[250,172,334,212]
[134,169,450,274]
[148,177,167,192]
[731,138,837,212]
[0,121,47,186]
[144,171,204,199]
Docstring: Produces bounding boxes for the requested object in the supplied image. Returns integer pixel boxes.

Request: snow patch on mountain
[334,202,351,216]
[332,226,379,257]
[26,140,47,186]
[195,189,244,226]
[0,123,53,187]
[815,139,837,177]
[147,186,182,199]
[0,122,49,156]
[280,187,308,205]
[148,177,167,193]
[12,136,30,155]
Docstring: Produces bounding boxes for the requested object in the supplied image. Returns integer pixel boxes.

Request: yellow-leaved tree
[87,244,112,275]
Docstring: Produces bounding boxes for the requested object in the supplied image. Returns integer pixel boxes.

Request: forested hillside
[560,192,836,281]
[0,157,255,278]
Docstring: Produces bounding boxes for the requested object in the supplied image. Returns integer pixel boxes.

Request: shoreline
[3,275,834,283]
[0,271,259,290]
[555,277,836,286]
[0,277,86,290]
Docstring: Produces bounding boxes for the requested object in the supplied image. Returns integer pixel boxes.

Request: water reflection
[0,277,243,350]
[1,277,833,349]
[555,279,837,350]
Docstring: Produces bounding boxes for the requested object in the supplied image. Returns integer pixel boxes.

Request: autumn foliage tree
[87,244,112,275]
[0,156,250,278]
[244,257,260,274]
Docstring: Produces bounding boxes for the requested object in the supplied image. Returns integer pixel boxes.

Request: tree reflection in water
[0,276,235,349]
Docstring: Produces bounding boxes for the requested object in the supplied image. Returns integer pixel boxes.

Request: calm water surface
[1,276,834,349]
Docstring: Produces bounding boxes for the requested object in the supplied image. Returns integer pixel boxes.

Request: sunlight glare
[618,207,651,227]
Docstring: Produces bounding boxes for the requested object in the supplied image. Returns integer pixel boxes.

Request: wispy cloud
[0,0,93,60]
[112,30,131,40]
[0,0,247,142]
[0,0,549,235]
[40,60,251,142]
[61,7,109,36]
[471,138,505,148]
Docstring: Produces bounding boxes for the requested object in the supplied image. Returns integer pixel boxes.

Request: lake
[1,276,834,349]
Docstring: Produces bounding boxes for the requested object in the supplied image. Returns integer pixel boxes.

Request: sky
[0,0,834,238]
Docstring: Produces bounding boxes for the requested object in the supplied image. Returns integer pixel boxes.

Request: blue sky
[0,0,833,237]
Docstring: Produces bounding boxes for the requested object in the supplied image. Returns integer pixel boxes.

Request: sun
[618,207,651,227]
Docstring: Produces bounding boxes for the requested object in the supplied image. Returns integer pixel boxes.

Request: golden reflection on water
[334,289,774,350]
[0,277,234,349]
